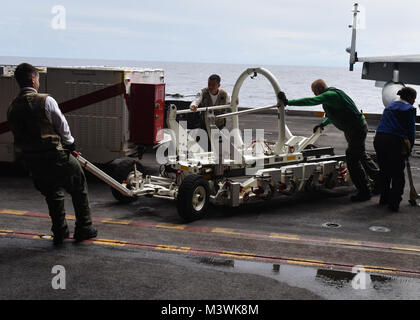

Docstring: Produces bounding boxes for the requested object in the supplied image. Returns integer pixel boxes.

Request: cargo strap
[0,82,126,135]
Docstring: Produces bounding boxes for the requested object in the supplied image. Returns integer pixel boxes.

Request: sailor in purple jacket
[374,87,417,212]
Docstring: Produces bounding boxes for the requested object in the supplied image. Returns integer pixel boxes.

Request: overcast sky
[1,0,420,67]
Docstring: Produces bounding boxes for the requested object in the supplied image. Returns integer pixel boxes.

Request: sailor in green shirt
[278,79,379,202]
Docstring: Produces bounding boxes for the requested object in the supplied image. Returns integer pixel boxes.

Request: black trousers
[373,132,406,206]
[344,121,379,194]
[24,150,93,234]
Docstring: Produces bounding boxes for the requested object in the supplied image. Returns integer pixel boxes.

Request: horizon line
[0,55,359,71]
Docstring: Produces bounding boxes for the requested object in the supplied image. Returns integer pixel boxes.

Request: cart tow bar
[406,157,420,206]
[72,151,134,198]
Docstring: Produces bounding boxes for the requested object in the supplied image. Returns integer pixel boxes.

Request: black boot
[379,194,388,206]
[73,227,98,242]
[371,181,381,195]
[350,192,372,202]
[388,203,399,212]
[53,227,70,245]
[387,195,402,212]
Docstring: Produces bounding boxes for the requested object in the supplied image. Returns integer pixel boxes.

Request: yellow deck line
[220,250,256,258]
[392,246,420,252]
[362,268,397,275]
[219,254,255,260]
[92,240,126,247]
[0,209,27,215]
[2,208,420,255]
[101,219,131,225]
[329,238,363,246]
[155,245,190,253]
[156,223,186,230]
[2,229,419,276]
[287,260,325,268]
[269,233,301,241]
[361,264,397,271]
[212,228,241,236]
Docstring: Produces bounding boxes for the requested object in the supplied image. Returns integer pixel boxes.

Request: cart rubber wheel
[109,158,144,204]
[177,175,210,222]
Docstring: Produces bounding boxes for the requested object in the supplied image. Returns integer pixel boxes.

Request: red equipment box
[127,83,165,145]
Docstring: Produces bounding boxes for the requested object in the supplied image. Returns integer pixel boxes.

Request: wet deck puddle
[197,257,420,299]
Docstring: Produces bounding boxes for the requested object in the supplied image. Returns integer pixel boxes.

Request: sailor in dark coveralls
[374,87,417,212]
[7,63,97,244]
[279,79,380,202]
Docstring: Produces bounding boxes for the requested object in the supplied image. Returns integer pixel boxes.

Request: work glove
[277,91,288,106]
[64,143,76,152]
[190,104,198,112]
[313,124,324,134]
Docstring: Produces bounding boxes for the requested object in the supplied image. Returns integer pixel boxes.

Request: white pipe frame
[216,67,319,154]
[167,67,322,160]
[73,152,135,198]
[72,67,334,202]
[73,152,176,198]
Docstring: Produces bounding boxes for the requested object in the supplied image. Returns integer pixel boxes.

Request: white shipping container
[46,67,131,163]
[130,69,164,84]
[0,65,165,163]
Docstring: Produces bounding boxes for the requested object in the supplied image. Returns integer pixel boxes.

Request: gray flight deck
[1,112,419,300]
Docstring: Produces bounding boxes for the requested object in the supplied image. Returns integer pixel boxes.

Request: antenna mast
[347,3,359,71]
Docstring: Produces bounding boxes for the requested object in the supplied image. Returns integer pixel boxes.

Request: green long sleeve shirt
[287,88,365,132]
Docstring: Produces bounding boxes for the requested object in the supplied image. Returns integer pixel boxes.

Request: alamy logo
[51,5,66,30]
[51,265,66,289]
[155,123,266,174]
[351,266,370,290]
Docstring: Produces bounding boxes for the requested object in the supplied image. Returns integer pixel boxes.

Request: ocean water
[2,56,418,114]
